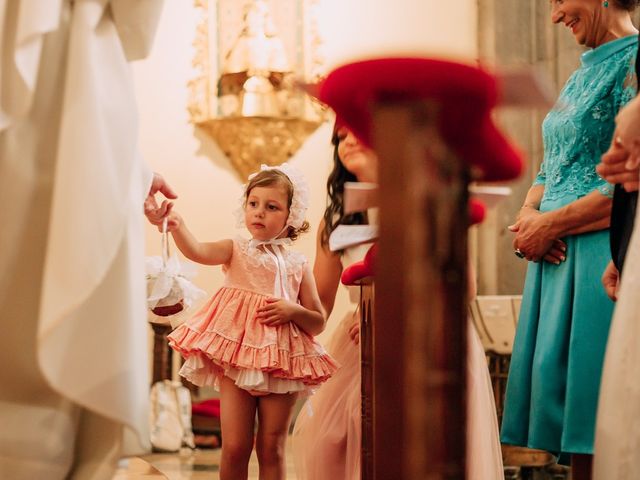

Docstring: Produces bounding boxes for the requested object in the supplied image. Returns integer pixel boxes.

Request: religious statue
[220,0,293,117]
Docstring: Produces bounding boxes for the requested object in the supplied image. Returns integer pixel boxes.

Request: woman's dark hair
[320,130,368,248]
[614,0,640,11]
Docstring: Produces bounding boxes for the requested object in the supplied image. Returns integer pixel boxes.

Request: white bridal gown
[594,183,640,480]
[0,1,163,478]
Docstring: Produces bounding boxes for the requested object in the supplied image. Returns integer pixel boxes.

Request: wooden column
[372,101,469,479]
[361,280,375,480]
[150,322,173,384]
[150,321,199,394]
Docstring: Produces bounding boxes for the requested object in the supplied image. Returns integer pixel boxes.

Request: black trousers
[610,184,638,273]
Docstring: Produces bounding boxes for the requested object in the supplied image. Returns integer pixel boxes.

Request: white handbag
[149,380,196,452]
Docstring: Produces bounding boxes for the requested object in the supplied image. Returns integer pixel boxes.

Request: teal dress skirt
[501,35,638,461]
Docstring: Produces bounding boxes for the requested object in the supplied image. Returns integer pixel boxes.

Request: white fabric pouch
[146,219,205,317]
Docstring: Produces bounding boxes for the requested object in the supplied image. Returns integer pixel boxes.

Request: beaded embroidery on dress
[535,36,637,201]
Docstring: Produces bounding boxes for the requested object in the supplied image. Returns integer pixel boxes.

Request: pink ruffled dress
[167,238,338,395]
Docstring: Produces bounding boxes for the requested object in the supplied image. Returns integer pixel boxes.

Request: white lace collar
[237,238,305,299]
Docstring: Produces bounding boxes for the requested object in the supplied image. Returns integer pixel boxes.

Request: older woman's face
[336,127,378,181]
[550,0,608,47]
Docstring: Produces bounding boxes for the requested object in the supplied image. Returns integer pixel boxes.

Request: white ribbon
[248,237,293,300]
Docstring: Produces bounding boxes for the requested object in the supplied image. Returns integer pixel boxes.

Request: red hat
[318,57,524,182]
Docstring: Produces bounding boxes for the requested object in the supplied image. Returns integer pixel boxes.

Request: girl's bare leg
[255,392,297,480]
[219,376,258,480]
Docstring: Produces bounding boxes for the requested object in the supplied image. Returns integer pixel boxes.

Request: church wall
[132,0,478,361]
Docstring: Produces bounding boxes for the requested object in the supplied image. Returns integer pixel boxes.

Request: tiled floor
[113,441,297,479]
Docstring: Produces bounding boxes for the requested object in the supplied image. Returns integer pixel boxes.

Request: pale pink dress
[292,244,503,480]
[292,244,366,480]
[466,319,503,480]
[167,238,338,395]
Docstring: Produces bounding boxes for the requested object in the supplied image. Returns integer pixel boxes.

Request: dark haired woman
[291,126,377,480]
[292,126,504,479]
[501,1,639,478]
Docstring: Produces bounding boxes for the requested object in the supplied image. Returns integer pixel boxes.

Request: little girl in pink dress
[159,164,337,480]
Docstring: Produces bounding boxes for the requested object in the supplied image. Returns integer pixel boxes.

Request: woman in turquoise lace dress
[501,1,639,478]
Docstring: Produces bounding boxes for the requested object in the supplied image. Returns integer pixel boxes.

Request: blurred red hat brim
[316,58,524,182]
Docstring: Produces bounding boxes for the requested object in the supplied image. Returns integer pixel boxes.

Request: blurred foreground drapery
[0,1,163,478]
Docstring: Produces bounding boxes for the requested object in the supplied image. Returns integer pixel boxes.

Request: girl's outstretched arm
[256,265,327,336]
[167,212,233,265]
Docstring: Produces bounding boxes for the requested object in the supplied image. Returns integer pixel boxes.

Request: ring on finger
[514,248,525,259]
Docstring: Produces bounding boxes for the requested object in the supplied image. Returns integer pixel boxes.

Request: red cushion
[341,244,378,286]
[192,398,221,418]
[319,58,523,182]
[469,198,486,226]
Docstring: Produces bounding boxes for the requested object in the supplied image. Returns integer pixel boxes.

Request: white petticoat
[225,367,308,395]
[177,355,310,395]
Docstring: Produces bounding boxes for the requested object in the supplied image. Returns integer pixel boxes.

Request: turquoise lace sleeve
[597,55,637,198]
[597,182,614,197]
[613,56,638,113]
[533,163,546,186]
[538,40,638,202]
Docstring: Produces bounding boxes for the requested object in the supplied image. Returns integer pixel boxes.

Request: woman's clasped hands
[508,206,567,264]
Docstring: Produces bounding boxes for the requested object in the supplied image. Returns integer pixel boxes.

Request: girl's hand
[145,199,173,226]
[144,173,177,225]
[348,322,360,345]
[158,211,181,232]
[256,298,297,326]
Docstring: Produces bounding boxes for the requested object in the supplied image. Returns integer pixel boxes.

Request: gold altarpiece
[188,0,327,179]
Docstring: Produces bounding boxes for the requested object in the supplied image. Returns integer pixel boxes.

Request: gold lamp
[189,0,327,179]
